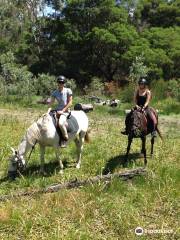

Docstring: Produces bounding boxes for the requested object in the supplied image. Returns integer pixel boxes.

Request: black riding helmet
[57,75,66,83]
[138,77,148,85]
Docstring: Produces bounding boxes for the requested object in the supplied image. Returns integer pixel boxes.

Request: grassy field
[0,104,179,239]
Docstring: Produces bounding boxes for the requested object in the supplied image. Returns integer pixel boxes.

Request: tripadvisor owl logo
[135,227,144,236]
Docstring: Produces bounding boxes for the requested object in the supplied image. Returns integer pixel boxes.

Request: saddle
[49,110,79,143]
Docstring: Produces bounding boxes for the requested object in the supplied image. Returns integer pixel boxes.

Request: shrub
[34,74,56,98]
[152,79,180,101]
[129,55,149,84]
[118,83,135,103]
[66,78,77,92]
[84,77,104,96]
[0,51,35,102]
[167,79,180,101]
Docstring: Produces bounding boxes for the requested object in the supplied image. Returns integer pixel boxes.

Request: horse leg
[55,147,64,172]
[124,136,133,166]
[141,137,147,166]
[40,145,45,174]
[75,132,85,169]
[151,136,155,156]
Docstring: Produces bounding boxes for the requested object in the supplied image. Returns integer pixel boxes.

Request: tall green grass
[0,107,179,239]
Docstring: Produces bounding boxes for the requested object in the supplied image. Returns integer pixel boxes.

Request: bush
[151,79,168,101]
[118,83,135,103]
[0,51,35,102]
[34,74,56,98]
[152,79,180,102]
[84,77,104,96]
[167,79,180,101]
[66,78,77,92]
[129,55,149,84]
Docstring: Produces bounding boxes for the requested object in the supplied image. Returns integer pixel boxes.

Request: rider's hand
[142,107,145,112]
[57,110,64,115]
[135,105,141,110]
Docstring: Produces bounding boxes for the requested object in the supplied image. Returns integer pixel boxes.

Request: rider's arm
[143,90,151,109]
[49,96,55,107]
[62,95,73,113]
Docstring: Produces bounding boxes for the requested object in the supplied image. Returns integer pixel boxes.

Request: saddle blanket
[49,111,79,140]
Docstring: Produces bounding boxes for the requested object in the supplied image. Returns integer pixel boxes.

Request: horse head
[129,109,146,137]
[8,147,26,178]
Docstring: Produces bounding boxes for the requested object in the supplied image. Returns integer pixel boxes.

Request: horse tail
[157,126,163,140]
[85,130,90,143]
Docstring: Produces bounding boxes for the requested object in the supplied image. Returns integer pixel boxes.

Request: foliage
[0,52,35,101]
[129,54,149,84]
[34,73,56,97]
[118,83,135,103]
[0,0,179,88]
[167,79,180,101]
[66,78,77,92]
[84,77,104,96]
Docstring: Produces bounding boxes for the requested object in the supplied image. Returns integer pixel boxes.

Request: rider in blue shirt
[50,75,73,147]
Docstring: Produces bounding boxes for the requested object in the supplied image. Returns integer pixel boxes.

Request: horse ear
[10,147,16,155]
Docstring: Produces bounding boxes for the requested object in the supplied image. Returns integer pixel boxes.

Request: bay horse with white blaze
[8,109,89,178]
[124,107,162,166]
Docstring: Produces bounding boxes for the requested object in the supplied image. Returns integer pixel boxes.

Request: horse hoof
[76,164,80,169]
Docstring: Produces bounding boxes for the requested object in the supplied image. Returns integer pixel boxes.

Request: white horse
[8,109,89,177]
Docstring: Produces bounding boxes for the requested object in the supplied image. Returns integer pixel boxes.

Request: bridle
[14,139,38,172]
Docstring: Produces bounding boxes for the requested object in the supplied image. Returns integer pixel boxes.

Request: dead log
[74,103,94,112]
[45,167,146,193]
[0,168,146,202]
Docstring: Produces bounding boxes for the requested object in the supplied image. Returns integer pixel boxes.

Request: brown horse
[124,108,162,166]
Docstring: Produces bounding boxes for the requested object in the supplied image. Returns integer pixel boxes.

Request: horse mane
[25,122,41,146]
[17,110,53,153]
[132,109,147,133]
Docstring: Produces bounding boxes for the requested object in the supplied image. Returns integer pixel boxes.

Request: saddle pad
[49,111,79,138]
[66,115,79,136]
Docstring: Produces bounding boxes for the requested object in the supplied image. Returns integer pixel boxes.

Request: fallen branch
[0,168,146,202]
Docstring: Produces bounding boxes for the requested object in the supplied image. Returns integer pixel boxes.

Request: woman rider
[121,77,157,137]
[49,75,73,147]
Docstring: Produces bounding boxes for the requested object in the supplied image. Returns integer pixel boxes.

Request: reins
[25,139,38,167]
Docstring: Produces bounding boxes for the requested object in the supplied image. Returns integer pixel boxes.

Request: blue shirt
[51,87,72,111]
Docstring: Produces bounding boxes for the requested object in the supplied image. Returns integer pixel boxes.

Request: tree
[129,54,149,84]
